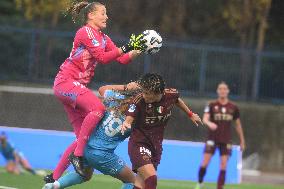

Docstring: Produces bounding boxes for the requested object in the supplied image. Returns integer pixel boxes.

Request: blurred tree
[222,0,272,99]
[14,0,70,79]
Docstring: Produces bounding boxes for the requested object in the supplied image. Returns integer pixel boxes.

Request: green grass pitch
[0,168,283,189]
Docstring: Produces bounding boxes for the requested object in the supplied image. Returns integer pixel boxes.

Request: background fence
[0,26,283,102]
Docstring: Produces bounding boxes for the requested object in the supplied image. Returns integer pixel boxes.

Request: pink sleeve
[77,28,120,64]
[105,35,132,65]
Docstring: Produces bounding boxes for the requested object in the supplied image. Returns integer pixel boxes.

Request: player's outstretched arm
[121,116,134,135]
[98,82,140,96]
[176,98,203,126]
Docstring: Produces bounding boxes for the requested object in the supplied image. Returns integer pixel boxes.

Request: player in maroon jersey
[121,73,203,189]
[47,1,147,181]
[195,81,245,189]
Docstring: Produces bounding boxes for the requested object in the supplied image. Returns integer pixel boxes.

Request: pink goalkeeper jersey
[55,25,131,86]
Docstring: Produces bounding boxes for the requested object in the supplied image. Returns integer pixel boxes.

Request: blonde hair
[103,90,141,117]
[66,1,104,24]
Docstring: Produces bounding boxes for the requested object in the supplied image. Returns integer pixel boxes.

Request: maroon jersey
[126,89,179,157]
[204,100,240,143]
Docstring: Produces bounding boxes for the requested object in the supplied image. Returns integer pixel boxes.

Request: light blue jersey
[87,90,130,152]
[84,90,131,176]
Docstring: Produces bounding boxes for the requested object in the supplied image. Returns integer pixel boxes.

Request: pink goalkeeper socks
[74,111,104,156]
[53,141,77,180]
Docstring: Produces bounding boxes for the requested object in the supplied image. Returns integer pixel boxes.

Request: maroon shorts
[204,140,232,156]
[128,140,161,172]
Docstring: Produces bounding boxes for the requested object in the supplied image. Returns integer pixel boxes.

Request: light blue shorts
[84,147,126,176]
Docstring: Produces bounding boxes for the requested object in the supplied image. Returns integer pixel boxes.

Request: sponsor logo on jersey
[128,104,136,113]
[92,38,100,47]
[139,146,152,157]
[213,113,233,121]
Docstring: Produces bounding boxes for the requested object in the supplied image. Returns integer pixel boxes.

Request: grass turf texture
[0,168,282,189]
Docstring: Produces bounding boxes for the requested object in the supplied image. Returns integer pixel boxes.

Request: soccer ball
[142,30,162,55]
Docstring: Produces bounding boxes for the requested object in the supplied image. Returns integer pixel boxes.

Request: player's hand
[125,81,140,91]
[121,121,132,135]
[207,122,218,131]
[240,141,246,151]
[121,34,147,53]
[190,113,203,126]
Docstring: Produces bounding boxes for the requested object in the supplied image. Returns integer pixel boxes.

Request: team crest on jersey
[128,104,136,113]
[213,105,219,113]
[146,104,154,114]
[92,38,100,47]
[221,107,226,113]
[157,106,164,114]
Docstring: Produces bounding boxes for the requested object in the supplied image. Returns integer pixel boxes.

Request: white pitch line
[0,85,99,96]
[0,186,18,189]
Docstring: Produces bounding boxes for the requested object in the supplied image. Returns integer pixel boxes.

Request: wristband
[121,45,132,53]
[188,111,193,118]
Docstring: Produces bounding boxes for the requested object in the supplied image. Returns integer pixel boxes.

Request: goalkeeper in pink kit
[45,1,147,182]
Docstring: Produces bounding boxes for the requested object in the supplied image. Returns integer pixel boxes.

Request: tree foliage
[14,0,70,23]
[0,0,280,47]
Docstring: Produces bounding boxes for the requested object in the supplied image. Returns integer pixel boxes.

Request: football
[142,30,162,55]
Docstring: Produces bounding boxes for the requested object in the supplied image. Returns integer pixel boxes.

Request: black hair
[137,73,165,94]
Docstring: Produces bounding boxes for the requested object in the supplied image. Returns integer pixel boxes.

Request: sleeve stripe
[85,27,95,39]
[133,94,143,103]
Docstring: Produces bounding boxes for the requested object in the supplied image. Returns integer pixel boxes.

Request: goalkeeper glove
[121,34,147,53]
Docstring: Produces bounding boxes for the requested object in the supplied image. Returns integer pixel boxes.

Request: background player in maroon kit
[121,73,203,189]
[47,1,146,182]
[195,81,245,189]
